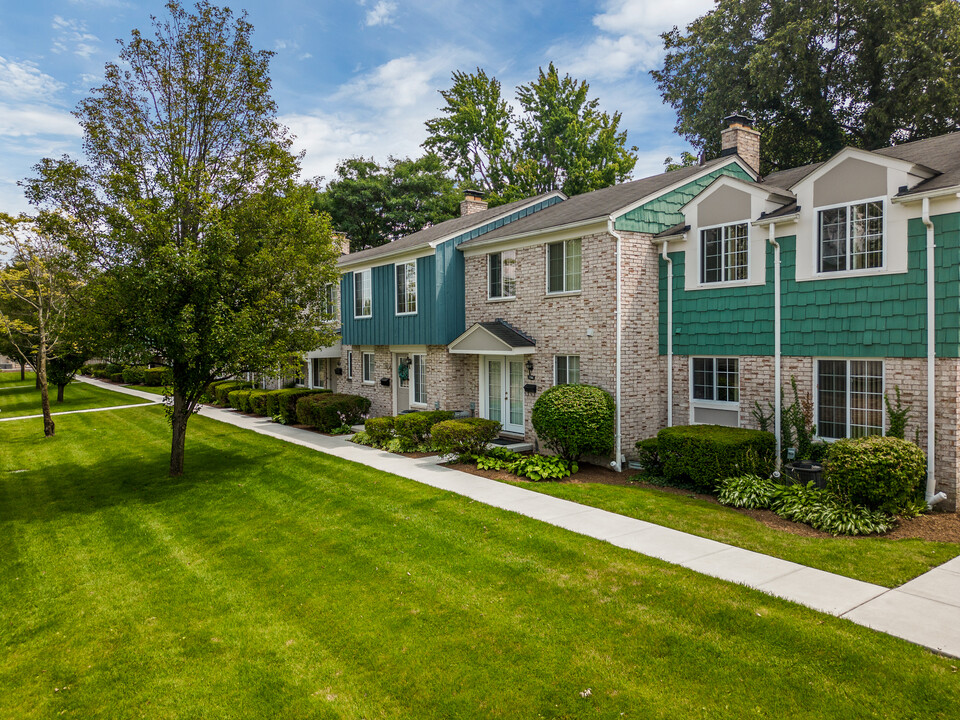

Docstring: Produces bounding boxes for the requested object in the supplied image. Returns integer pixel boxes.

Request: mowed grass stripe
[0,379,144,420]
[0,407,957,719]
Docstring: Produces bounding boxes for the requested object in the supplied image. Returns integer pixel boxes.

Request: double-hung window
[395,261,417,315]
[362,351,374,384]
[692,358,739,403]
[700,222,749,283]
[818,200,884,273]
[412,353,427,405]
[547,238,582,293]
[321,284,337,317]
[488,250,517,299]
[347,351,354,380]
[354,269,372,318]
[817,359,883,439]
[554,355,580,385]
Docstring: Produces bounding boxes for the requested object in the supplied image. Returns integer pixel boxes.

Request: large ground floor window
[817,359,883,439]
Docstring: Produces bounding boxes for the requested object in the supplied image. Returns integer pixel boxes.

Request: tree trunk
[38,343,54,437]
[19,361,25,380]
[169,377,190,476]
[57,383,66,403]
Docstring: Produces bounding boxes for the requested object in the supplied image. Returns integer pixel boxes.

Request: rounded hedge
[531,384,615,463]
[824,435,926,514]
[295,393,371,432]
[249,390,270,416]
[431,417,500,458]
[657,424,776,491]
[394,410,455,444]
[364,416,395,445]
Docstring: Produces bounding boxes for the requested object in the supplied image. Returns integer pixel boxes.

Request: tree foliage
[424,65,638,202]
[313,153,460,251]
[651,0,960,173]
[23,1,339,474]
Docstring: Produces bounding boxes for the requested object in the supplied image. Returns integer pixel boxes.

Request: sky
[0,0,717,213]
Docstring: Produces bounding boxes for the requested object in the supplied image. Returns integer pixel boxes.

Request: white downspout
[922,198,947,507]
[768,222,781,468]
[661,238,673,427]
[608,219,623,472]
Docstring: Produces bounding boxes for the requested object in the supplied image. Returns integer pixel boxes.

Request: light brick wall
[338,344,393,417]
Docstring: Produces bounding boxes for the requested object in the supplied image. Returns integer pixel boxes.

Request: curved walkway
[77,376,960,658]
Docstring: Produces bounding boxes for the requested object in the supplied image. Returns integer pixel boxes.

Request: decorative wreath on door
[397,361,410,381]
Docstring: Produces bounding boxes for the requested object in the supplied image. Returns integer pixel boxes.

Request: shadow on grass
[0,443,254,524]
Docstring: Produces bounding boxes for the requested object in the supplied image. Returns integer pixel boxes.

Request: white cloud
[0,104,83,139]
[365,1,398,27]
[0,57,65,102]
[51,15,100,59]
[550,0,715,81]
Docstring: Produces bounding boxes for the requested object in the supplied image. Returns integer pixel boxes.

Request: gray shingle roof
[876,131,960,197]
[338,192,561,268]
[480,319,536,348]
[459,157,739,247]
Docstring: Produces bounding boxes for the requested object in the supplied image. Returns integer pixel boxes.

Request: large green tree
[423,65,638,202]
[651,0,960,174]
[24,1,339,474]
[313,153,460,251]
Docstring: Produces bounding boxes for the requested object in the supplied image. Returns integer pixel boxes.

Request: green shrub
[109,372,124,382]
[248,390,270,415]
[121,366,147,385]
[431,418,501,458]
[295,393,371,432]
[92,368,110,379]
[824,436,926,514]
[226,389,247,409]
[634,437,662,477]
[770,483,895,536]
[365,416,395,446]
[263,388,332,425]
[214,381,252,405]
[394,410,455,445]
[509,454,576,481]
[531,384,615,463]
[717,474,778,509]
[350,431,375,446]
[144,367,172,386]
[657,425,776,492]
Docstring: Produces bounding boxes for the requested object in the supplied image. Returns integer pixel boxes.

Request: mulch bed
[447,461,960,543]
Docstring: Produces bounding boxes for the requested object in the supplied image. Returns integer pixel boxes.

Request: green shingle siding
[614,164,753,233]
[659,212,960,358]
[340,195,563,346]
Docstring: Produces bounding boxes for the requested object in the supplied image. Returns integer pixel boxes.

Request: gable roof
[458,156,747,248]
[338,192,563,269]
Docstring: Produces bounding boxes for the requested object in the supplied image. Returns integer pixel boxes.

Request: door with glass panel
[483,356,524,435]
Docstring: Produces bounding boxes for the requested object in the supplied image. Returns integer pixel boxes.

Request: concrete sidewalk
[75,377,960,657]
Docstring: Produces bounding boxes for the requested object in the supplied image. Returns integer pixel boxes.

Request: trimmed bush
[295,393,371,432]
[394,410,455,445]
[92,368,110,379]
[263,388,331,424]
[531,384,615,463]
[109,372,124,382]
[365,416,395,445]
[227,389,248,409]
[431,418,500,458]
[214,381,253,405]
[249,390,271,415]
[657,425,776,492]
[824,436,926,514]
[144,367,172,386]
[634,437,662,477]
[121,366,147,385]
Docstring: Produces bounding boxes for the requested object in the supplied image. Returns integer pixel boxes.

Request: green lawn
[123,383,168,395]
[495,478,960,588]
[0,369,35,387]
[0,407,957,718]
[0,378,146,420]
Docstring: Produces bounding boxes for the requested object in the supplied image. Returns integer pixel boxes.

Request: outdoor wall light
[525,359,534,372]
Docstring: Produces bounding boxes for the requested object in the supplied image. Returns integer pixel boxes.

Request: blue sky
[0,0,715,212]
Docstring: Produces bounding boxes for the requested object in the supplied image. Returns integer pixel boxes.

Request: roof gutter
[607,218,624,473]
[891,188,960,204]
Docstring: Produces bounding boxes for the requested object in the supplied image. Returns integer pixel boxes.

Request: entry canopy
[448,320,536,356]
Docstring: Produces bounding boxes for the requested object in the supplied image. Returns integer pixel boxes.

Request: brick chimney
[720,113,761,174]
[460,188,488,216]
[333,232,350,255]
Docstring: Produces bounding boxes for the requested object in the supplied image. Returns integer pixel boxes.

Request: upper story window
[818,200,884,273]
[547,238,582,293]
[554,355,580,385]
[395,260,417,315]
[701,222,748,284]
[321,284,337,317]
[692,357,739,403]
[489,250,517,299]
[354,269,372,318]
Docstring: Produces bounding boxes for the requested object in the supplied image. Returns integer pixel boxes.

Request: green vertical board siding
[615,163,753,234]
[658,212,960,358]
[340,195,564,346]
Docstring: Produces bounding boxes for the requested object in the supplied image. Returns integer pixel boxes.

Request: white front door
[482,356,524,434]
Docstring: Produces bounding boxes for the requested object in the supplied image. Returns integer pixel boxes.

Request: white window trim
[545,239,583,296]
[395,260,418,317]
[553,355,581,386]
[410,353,427,407]
[361,351,375,385]
[689,356,741,407]
[813,357,886,441]
[697,220,751,287]
[487,250,518,301]
[346,351,354,380]
[354,269,372,319]
[813,196,888,276]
